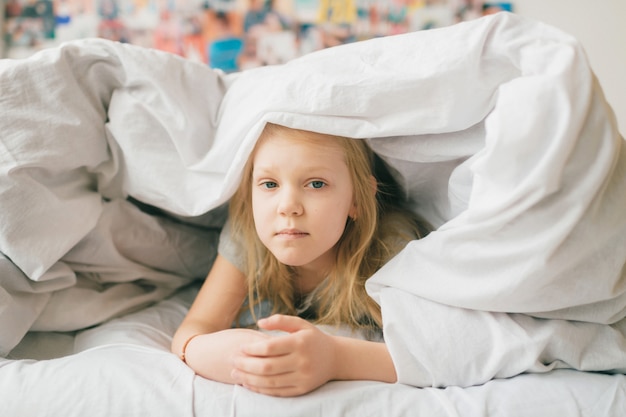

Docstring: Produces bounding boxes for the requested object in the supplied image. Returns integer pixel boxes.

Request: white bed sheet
[4,285,625,417]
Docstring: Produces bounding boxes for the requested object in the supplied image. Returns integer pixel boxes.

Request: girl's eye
[308,181,326,189]
[261,181,278,189]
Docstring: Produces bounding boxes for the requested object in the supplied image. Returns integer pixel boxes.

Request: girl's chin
[268,247,335,271]
[275,256,304,267]
[271,251,309,268]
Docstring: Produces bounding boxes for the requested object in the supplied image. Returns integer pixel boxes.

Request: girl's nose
[277,188,303,216]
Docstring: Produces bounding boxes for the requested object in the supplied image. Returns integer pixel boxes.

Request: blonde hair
[228,123,428,331]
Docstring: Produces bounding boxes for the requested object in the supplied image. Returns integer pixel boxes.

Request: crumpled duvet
[1,12,624,387]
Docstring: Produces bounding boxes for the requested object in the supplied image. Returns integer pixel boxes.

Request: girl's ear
[349,175,377,220]
[369,175,378,196]
[349,202,358,220]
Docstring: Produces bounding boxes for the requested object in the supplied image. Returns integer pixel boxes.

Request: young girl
[171,122,428,397]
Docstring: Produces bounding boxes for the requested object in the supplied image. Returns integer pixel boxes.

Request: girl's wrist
[333,336,397,383]
[179,333,202,363]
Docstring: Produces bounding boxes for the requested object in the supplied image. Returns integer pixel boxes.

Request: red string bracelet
[179,334,201,363]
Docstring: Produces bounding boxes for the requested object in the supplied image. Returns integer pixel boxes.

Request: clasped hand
[230,314,337,397]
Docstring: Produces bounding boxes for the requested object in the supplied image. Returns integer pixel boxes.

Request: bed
[1,12,625,416]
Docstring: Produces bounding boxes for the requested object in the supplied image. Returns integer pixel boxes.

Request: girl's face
[251,133,357,278]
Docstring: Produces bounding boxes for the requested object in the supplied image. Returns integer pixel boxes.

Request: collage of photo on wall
[2,0,513,67]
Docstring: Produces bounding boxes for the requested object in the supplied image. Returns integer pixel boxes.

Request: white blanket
[3,285,625,417]
[4,285,624,417]
[1,12,625,388]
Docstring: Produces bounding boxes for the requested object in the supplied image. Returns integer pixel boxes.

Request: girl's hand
[184,328,271,384]
[230,314,337,397]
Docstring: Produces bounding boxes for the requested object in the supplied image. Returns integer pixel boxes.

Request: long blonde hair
[228,123,428,330]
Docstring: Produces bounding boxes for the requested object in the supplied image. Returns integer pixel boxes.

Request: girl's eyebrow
[254,165,337,175]
[252,166,277,177]
[252,163,275,171]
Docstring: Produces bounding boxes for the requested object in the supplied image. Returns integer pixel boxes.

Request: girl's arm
[172,254,268,383]
[230,314,397,397]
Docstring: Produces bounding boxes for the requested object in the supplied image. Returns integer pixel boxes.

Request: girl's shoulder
[218,219,247,273]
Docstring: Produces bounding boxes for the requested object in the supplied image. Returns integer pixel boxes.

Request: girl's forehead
[255,133,346,158]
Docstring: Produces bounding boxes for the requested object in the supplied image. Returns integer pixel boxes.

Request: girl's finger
[232,352,294,376]
[231,367,296,391]
[240,333,297,357]
[257,314,313,333]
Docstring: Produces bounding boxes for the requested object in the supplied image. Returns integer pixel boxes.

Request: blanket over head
[1,12,625,386]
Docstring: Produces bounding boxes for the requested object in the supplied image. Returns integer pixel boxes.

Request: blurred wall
[514,0,625,136]
[0,1,4,57]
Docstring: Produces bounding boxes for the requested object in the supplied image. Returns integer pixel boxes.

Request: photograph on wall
[4,0,56,49]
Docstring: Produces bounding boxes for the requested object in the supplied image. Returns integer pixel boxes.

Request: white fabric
[0,11,625,399]
[0,39,228,354]
[3,286,625,417]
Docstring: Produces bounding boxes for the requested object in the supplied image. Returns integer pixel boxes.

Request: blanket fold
[0,39,227,355]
